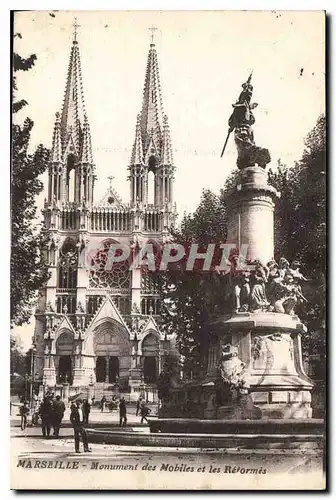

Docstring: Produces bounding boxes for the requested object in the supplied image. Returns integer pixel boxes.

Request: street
[10,408,325,490]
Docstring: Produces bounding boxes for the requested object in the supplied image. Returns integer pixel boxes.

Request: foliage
[158,185,234,378]
[268,114,326,362]
[157,355,181,401]
[10,335,26,377]
[11,34,50,327]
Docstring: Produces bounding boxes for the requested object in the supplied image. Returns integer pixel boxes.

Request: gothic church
[34,27,177,402]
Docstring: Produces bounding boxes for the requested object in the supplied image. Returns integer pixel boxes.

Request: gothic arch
[55,329,74,352]
[139,329,160,354]
[93,318,131,357]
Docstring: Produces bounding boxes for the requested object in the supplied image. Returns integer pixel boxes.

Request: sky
[13,10,325,350]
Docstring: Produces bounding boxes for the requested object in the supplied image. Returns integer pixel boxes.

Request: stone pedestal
[226,166,279,265]
[209,312,313,419]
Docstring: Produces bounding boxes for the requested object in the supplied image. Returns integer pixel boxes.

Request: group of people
[99,395,151,426]
[19,392,151,452]
[37,392,66,438]
[233,257,308,315]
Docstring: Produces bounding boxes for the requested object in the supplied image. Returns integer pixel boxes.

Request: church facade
[33,29,177,402]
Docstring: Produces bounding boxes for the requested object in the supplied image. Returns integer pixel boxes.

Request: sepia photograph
[10,9,326,490]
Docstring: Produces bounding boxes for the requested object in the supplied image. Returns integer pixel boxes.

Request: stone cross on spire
[149,26,157,45]
[73,17,80,42]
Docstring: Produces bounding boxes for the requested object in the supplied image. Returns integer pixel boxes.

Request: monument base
[161,312,313,420]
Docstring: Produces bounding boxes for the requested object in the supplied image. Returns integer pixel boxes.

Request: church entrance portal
[58,355,72,384]
[95,356,119,383]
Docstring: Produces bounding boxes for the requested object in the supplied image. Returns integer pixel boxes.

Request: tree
[268,115,326,363]
[158,185,233,379]
[11,34,50,327]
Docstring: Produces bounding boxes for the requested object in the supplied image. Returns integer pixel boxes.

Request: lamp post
[29,344,37,409]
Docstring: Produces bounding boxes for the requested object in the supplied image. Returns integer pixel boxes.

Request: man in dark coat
[119,397,127,427]
[139,401,150,424]
[136,396,142,416]
[39,396,53,438]
[70,400,91,453]
[52,395,66,437]
[82,399,91,424]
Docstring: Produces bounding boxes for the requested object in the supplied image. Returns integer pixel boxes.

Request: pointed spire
[130,114,144,165]
[81,113,93,163]
[140,42,164,155]
[51,112,63,163]
[162,114,173,165]
[60,30,86,157]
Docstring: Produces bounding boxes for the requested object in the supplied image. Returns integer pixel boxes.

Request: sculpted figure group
[232,258,308,315]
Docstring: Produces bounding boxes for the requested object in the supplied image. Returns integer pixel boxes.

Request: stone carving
[231,257,307,316]
[252,333,295,374]
[250,263,269,312]
[76,301,84,313]
[222,74,271,170]
[45,301,54,312]
[218,344,249,389]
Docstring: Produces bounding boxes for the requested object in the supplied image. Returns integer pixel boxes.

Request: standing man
[136,396,142,416]
[39,396,53,438]
[19,401,29,430]
[139,401,150,424]
[52,395,66,437]
[70,400,91,453]
[100,395,106,413]
[119,397,127,427]
[82,399,91,425]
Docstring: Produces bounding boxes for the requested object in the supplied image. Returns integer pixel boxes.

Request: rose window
[89,241,130,289]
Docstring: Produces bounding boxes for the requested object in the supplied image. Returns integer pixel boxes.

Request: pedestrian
[39,396,53,438]
[52,395,66,437]
[19,401,29,430]
[136,396,142,416]
[119,397,127,427]
[70,400,91,453]
[140,402,150,424]
[100,395,106,413]
[82,399,91,424]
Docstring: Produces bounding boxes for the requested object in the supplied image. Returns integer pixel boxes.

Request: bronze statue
[221,73,271,170]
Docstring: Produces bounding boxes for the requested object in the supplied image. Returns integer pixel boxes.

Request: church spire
[60,22,86,157]
[139,39,165,159]
[129,36,175,209]
[48,19,95,205]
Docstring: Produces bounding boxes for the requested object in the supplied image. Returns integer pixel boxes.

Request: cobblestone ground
[10,412,325,490]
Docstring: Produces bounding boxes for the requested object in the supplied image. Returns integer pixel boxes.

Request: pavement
[10,410,325,490]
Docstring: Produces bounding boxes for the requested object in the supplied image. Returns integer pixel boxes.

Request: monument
[160,75,313,420]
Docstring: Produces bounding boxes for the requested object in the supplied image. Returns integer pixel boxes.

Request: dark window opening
[96,356,106,383]
[109,357,119,383]
[143,356,157,383]
[58,355,72,384]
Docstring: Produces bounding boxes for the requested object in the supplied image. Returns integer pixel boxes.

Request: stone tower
[34,26,177,402]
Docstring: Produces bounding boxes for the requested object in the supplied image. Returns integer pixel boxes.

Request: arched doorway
[142,332,159,383]
[109,357,119,383]
[93,320,131,388]
[95,356,120,383]
[96,356,106,382]
[56,331,73,384]
[143,356,157,383]
[58,355,72,384]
